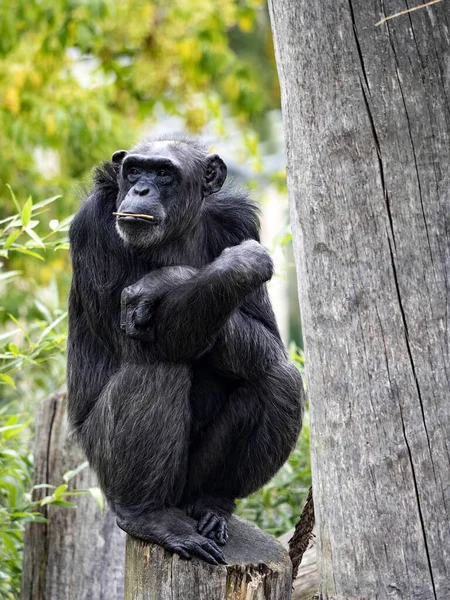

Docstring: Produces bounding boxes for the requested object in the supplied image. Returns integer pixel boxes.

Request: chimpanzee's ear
[203,154,227,196]
[112,150,128,168]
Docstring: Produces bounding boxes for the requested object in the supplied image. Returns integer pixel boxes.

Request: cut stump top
[125,516,292,600]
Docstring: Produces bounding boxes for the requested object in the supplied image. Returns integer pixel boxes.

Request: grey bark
[268,1,450,599]
[20,393,125,600]
[124,516,292,600]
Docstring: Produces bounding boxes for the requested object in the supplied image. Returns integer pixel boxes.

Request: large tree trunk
[268,1,450,599]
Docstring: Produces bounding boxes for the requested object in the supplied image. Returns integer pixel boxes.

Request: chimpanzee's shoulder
[204,184,260,253]
[69,161,120,252]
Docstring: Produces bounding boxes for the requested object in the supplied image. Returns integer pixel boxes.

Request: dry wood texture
[20,394,125,600]
[124,516,292,600]
[268,0,450,598]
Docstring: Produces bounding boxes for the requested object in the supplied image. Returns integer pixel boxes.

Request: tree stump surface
[124,516,292,600]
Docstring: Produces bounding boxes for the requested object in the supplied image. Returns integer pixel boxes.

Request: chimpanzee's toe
[197,511,228,546]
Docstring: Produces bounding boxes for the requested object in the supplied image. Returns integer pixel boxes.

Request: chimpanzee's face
[112,141,226,249]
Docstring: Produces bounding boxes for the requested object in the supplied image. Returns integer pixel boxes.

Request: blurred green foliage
[0,2,308,596]
[0,196,101,599]
[0,191,70,405]
[0,0,279,203]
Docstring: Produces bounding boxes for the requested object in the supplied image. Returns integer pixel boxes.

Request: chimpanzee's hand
[121,287,156,341]
[219,240,274,288]
[121,266,197,341]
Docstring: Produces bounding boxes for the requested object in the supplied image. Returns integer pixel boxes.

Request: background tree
[269,0,450,597]
[0,0,278,203]
[0,2,310,597]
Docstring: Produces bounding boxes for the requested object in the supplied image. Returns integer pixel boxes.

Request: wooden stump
[20,393,125,600]
[124,516,292,600]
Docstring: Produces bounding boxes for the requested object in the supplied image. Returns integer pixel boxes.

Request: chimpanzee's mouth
[113,212,156,224]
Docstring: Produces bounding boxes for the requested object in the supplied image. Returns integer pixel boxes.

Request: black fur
[67,136,304,565]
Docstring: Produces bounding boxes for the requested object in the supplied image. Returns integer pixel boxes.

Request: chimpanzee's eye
[157,169,169,178]
[127,168,140,183]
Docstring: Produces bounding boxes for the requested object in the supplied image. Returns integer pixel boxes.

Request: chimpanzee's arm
[152,240,275,362]
[205,285,287,380]
[67,277,118,432]
[120,240,283,367]
[67,201,123,432]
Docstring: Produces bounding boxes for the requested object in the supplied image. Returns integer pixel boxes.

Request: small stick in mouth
[113,212,154,221]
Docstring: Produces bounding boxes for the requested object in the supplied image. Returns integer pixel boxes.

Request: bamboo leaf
[32,484,56,490]
[6,184,21,213]
[21,197,33,228]
[0,375,16,388]
[88,487,104,512]
[54,484,68,499]
[38,311,68,342]
[63,461,89,483]
[3,229,21,249]
[24,227,45,248]
[0,328,20,342]
[13,248,44,260]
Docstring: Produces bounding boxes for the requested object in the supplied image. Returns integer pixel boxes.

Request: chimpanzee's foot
[184,496,235,546]
[161,531,227,564]
[198,511,228,545]
[116,507,226,565]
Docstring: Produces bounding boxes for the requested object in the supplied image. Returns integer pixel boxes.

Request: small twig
[375,0,442,26]
[113,212,154,221]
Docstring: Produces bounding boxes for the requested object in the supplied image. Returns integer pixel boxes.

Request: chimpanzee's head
[112,138,227,248]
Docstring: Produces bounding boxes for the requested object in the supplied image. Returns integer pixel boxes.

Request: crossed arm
[120,240,286,378]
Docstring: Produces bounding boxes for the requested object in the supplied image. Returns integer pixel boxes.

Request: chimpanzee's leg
[182,359,303,545]
[78,361,226,564]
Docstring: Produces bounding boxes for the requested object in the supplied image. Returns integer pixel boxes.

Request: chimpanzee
[67,136,304,565]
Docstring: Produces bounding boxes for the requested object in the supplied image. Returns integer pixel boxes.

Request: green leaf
[0,374,16,388]
[32,195,62,210]
[32,484,56,490]
[3,229,21,249]
[88,487,104,512]
[0,328,21,342]
[27,515,49,523]
[8,343,20,355]
[6,184,21,213]
[13,248,44,260]
[0,423,28,439]
[63,461,89,483]
[280,232,292,246]
[48,500,77,508]
[21,197,33,228]
[6,314,29,341]
[40,495,55,506]
[24,227,45,248]
[54,484,68,499]
[53,242,70,251]
[38,311,68,342]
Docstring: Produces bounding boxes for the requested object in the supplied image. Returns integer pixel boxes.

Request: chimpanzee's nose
[133,184,150,196]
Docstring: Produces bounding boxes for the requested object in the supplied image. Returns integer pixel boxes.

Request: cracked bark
[20,394,125,600]
[268,0,450,598]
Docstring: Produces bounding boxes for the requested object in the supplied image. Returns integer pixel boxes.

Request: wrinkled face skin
[112,140,227,250]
